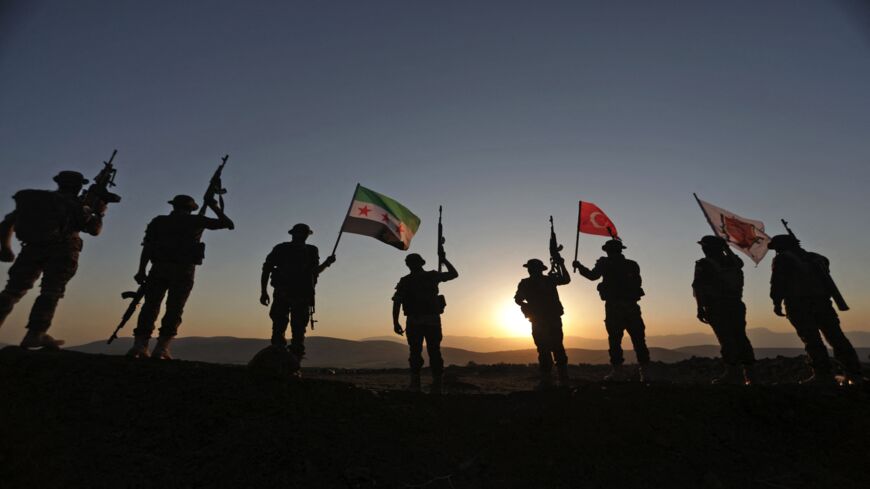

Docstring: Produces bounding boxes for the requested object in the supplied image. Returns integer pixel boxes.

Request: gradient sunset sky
[1,0,868,346]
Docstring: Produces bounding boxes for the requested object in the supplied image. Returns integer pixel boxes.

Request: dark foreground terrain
[1,347,868,489]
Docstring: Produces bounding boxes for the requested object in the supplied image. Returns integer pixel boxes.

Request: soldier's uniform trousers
[406,314,444,376]
[134,262,195,338]
[604,300,650,366]
[530,314,568,374]
[707,299,755,365]
[269,287,311,357]
[0,239,81,332]
[786,297,861,375]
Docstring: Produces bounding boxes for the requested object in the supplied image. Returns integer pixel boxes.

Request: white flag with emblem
[693,194,771,264]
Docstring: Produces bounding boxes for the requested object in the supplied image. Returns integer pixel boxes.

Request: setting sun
[497,300,532,338]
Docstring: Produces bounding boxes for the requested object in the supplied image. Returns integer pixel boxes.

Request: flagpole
[331,183,360,256]
[693,193,719,235]
[573,201,581,270]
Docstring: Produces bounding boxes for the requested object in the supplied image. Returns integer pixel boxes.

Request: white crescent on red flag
[578,201,618,237]
[694,194,771,264]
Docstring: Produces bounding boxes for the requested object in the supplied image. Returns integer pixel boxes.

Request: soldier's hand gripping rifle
[81,149,122,213]
[438,206,445,272]
[781,219,849,311]
[199,155,229,215]
[107,283,147,344]
[549,216,567,276]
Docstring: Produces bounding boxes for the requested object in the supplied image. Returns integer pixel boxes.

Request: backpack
[12,190,72,244]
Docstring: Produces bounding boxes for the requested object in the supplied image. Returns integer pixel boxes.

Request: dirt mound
[1,347,868,488]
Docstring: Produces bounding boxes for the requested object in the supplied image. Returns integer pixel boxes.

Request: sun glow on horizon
[497,299,532,337]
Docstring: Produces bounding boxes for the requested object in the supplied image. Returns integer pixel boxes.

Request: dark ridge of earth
[1,347,868,489]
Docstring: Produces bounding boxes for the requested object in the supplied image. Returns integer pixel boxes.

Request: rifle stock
[199,154,229,216]
[108,284,146,344]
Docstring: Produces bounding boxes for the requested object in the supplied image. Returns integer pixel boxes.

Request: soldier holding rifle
[392,207,458,393]
[126,156,234,359]
[769,221,864,385]
[514,217,571,389]
[0,151,120,349]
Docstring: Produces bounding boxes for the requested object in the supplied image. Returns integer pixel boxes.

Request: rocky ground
[1,347,868,489]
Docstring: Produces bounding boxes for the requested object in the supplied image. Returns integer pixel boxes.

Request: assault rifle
[549,216,566,276]
[107,283,147,344]
[81,149,121,212]
[438,206,445,272]
[199,155,229,215]
[781,219,849,311]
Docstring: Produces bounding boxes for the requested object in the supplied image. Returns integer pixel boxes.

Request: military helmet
[523,258,547,271]
[602,239,626,252]
[698,235,727,248]
[168,194,199,211]
[768,234,799,250]
[288,223,313,236]
[405,253,425,266]
[53,171,89,186]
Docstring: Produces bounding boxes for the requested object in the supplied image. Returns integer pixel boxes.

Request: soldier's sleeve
[392,277,406,302]
[199,216,229,231]
[262,245,278,272]
[770,255,786,302]
[514,281,527,304]
[1,209,17,226]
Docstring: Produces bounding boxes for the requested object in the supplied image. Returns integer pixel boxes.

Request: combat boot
[711,364,743,385]
[409,372,421,392]
[742,364,757,386]
[603,365,626,382]
[557,365,570,387]
[151,337,173,360]
[637,363,652,383]
[126,336,151,359]
[800,369,835,386]
[431,375,443,395]
[20,330,64,350]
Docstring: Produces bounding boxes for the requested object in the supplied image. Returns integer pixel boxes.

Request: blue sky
[1,0,868,346]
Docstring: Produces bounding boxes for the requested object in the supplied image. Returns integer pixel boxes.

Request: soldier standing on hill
[392,252,459,393]
[693,235,756,385]
[573,239,650,382]
[127,195,234,359]
[0,171,105,349]
[514,258,571,389]
[769,234,864,385]
[261,224,336,364]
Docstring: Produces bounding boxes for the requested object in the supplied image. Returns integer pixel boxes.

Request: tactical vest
[777,251,829,298]
[697,257,743,299]
[12,190,78,244]
[518,276,564,317]
[397,271,444,316]
[146,215,206,265]
[598,258,644,302]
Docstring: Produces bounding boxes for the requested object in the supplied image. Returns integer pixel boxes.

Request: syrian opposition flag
[339,184,421,251]
[578,201,618,237]
[693,194,770,264]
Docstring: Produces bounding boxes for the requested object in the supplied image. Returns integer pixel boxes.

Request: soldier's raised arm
[573,258,604,281]
[204,198,235,230]
[438,256,458,282]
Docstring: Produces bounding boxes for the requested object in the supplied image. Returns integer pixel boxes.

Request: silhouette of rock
[248,345,300,379]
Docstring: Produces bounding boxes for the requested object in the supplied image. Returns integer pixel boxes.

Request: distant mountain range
[67,333,870,368]
[364,327,870,351]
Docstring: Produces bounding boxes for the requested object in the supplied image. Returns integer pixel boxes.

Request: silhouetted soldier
[573,239,650,381]
[514,258,571,389]
[127,195,234,359]
[0,171,104,349]
[769,235,864,384]
[693,235,756,385]
[260,223,336,364]
[393,252,459,393]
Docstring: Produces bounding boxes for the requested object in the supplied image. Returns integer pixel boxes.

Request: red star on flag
[358,205,370,217]
[381,213,390,223]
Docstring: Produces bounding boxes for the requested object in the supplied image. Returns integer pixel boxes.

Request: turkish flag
[578,201,618,237]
